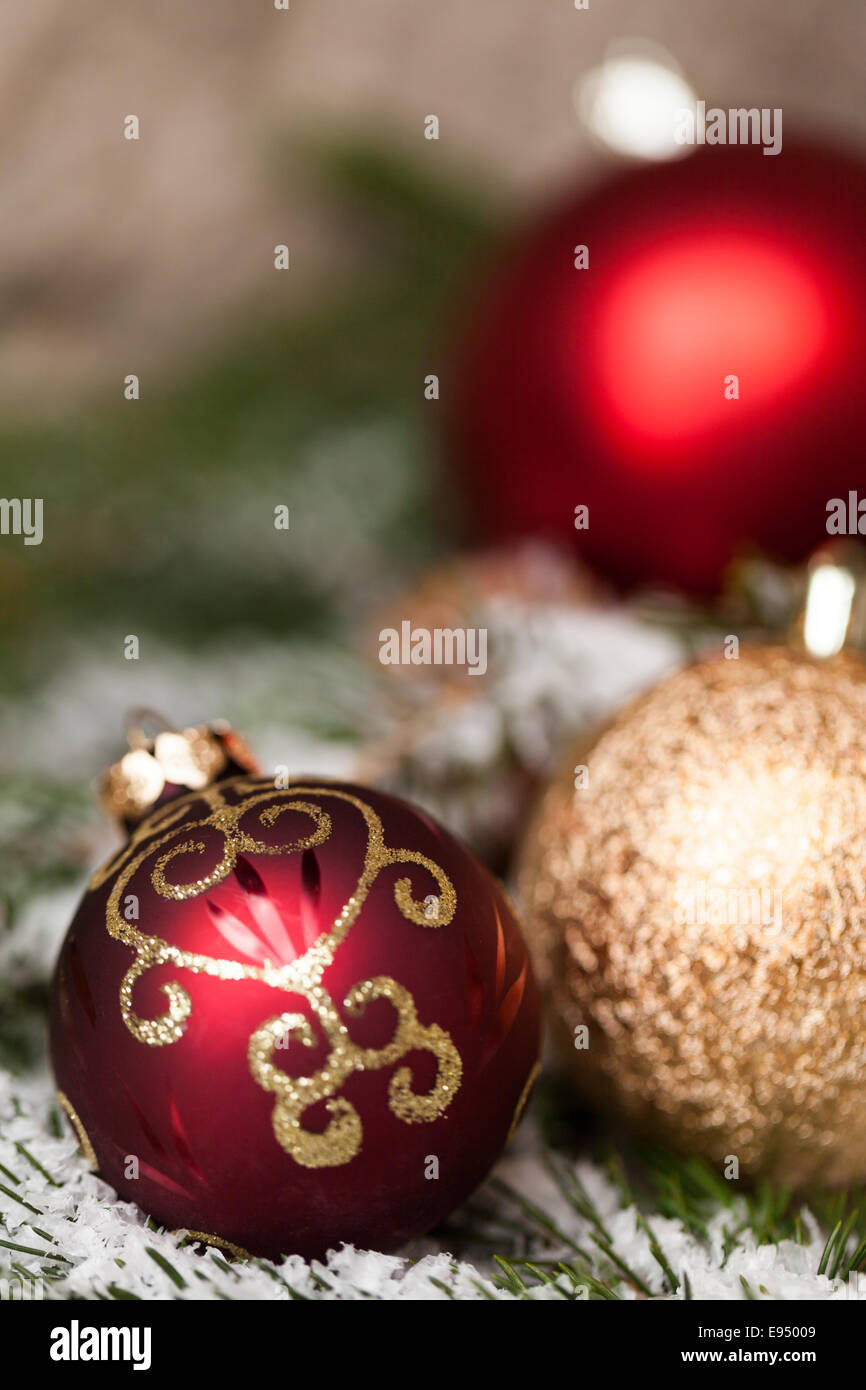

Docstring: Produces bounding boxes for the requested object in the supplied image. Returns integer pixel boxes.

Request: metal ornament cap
[98,712,259,832]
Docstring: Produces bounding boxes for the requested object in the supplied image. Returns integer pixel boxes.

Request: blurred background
[2,0,866,1064]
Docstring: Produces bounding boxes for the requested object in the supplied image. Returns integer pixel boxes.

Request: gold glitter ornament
[518,644,866,1186]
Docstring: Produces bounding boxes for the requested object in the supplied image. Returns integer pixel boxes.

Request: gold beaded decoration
[93,780,463,1168]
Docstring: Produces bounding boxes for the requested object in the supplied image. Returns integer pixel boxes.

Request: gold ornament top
[98,714,258,827]
[93,778,462,1169]
[519,645,866,1186]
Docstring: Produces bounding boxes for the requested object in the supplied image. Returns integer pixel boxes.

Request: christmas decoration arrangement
[4,21,866,1308]
[8,552,866,1299]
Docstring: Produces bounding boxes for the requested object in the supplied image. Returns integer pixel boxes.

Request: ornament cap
[794,541,866,659]
[98,711,259,831]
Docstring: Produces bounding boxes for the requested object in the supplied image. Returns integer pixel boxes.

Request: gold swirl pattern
[94,781,463,1167]
[57,1090,98,1171]
[176,1230,252,1261]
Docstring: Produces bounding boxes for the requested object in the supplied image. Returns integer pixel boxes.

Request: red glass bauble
[50,776,540,1259]
[447,140,866,594]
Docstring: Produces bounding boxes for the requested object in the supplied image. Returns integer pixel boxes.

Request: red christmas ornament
[50,721,540,1260]
[447,140,866,594]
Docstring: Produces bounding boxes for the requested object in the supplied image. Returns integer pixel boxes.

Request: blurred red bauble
[447,140,866,594]
[50,740,540,1260]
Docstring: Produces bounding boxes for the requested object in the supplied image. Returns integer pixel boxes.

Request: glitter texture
[176,1231,252,1261]
[56,1090,98,1170]
[519,647,866,1185]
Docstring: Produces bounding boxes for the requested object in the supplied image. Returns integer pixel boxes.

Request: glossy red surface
[447,140,866,594]
[50,777,540,1260]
